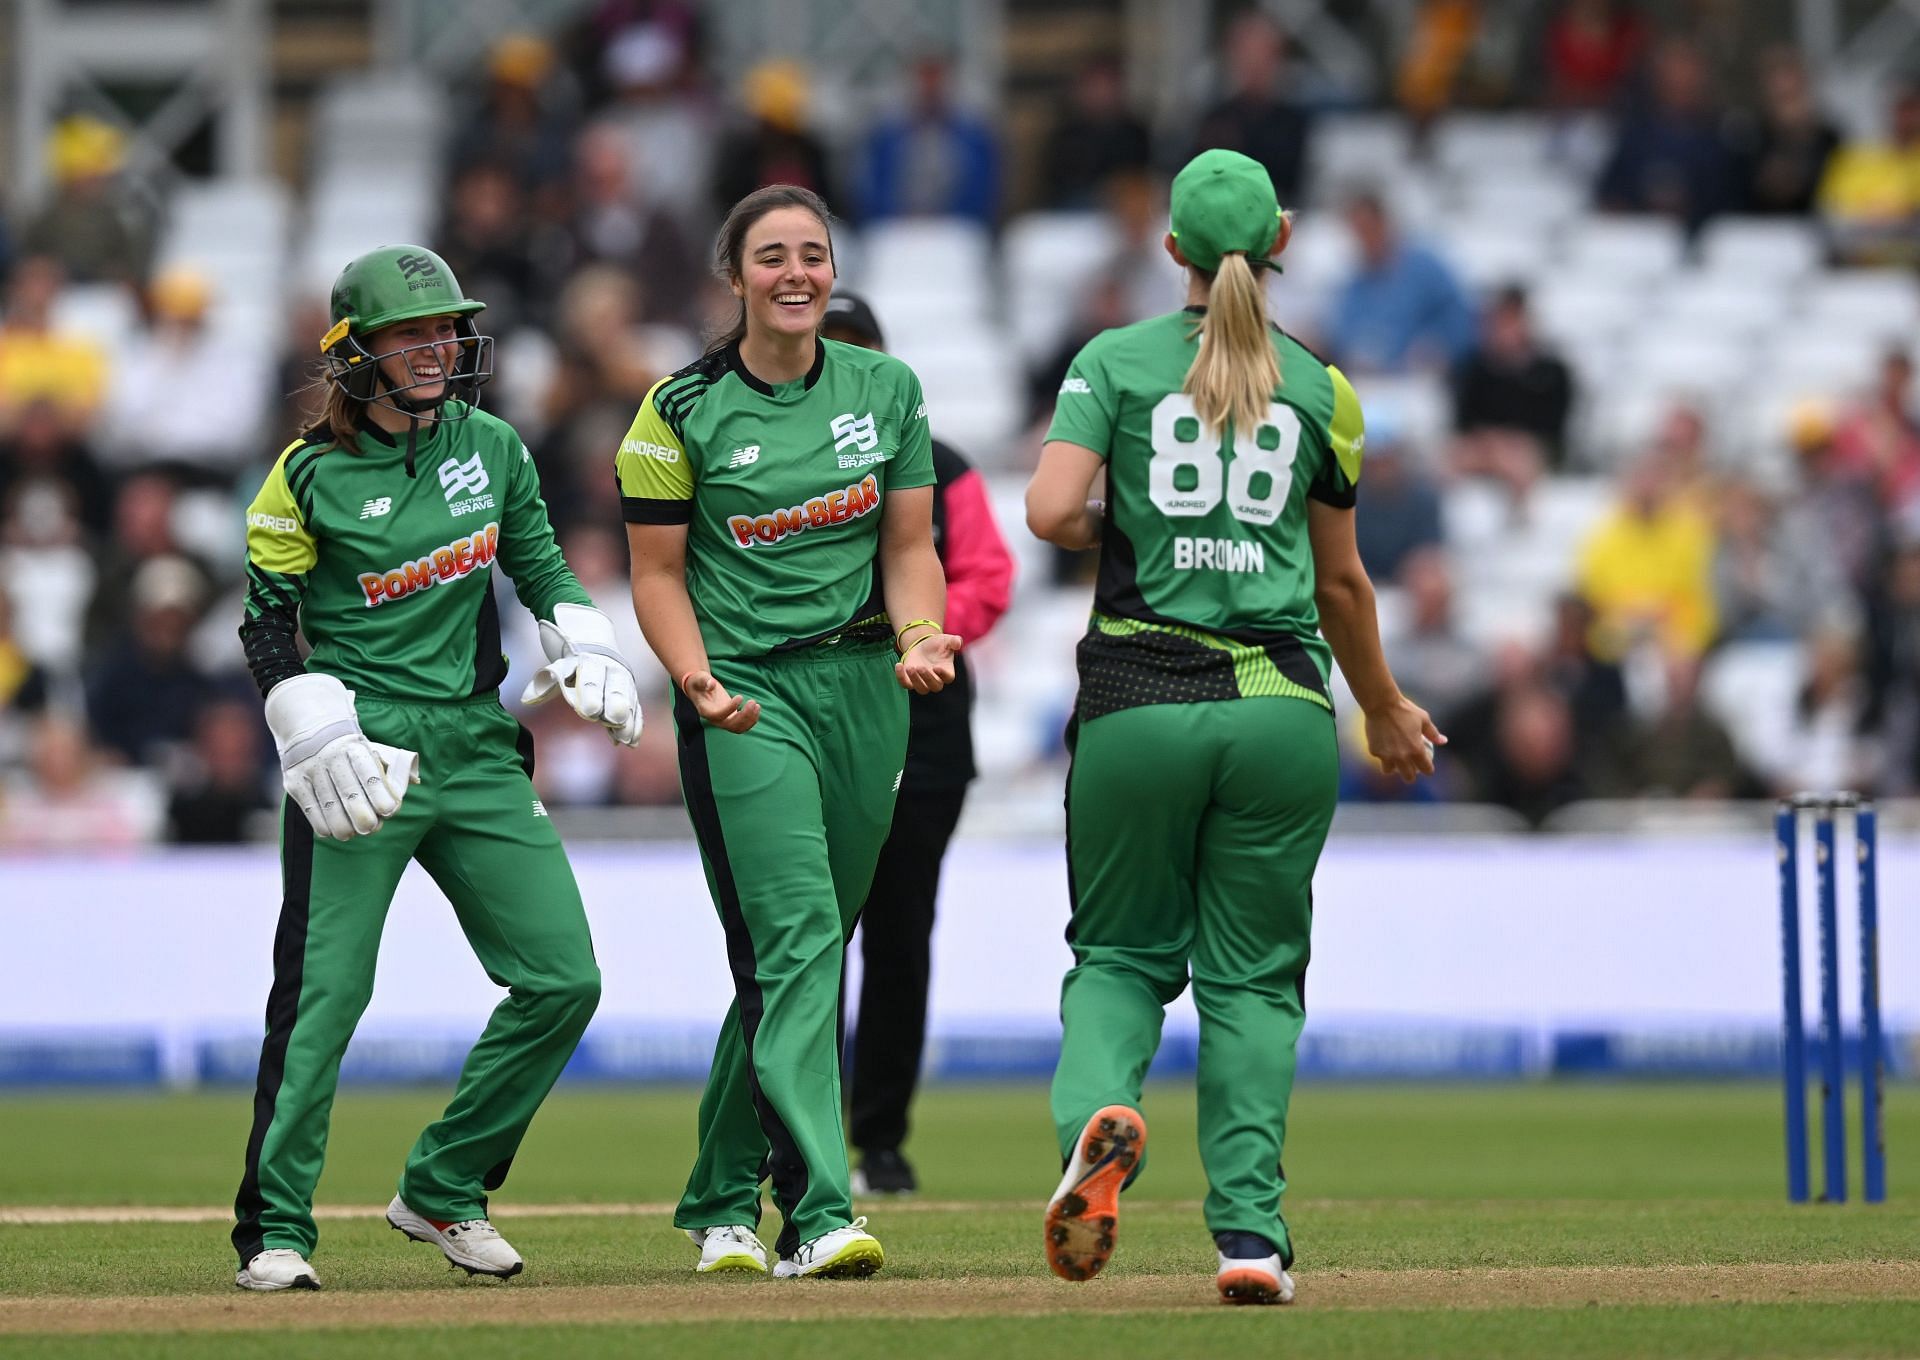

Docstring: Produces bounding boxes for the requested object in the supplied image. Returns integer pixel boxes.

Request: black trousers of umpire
[846,785,968,1155]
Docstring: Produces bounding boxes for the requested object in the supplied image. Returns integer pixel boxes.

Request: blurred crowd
[3,0,1920,845]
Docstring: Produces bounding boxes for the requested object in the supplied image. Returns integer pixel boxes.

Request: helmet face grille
[324,320,493,415]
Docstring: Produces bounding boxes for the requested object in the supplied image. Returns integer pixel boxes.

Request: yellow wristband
[894,618,941,652]
[899,632,937,659]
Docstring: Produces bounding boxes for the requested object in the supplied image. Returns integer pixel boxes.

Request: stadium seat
[1452,173,1587,231]
[1428,113,1560,177]
[1532,280,1639,348]
[1756,326,1887,397]
[1797,270,1920,341]
[1431,220,1554,292]
[1307,112,1415,189]
[1695,217,1825,280]
[1654,275,1793,343]
[1559,217,1687,284]
[1001,212,1120,361]
[857,218,994,293]
[49,283,141,357]
[1276,213,1358,297]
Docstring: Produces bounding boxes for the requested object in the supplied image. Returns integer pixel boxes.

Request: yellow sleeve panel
[616,378,694,502]
[1327,364,1366,486]
[245,444,318,575]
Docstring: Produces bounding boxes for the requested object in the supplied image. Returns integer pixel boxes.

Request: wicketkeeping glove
[518,602,643,746]
[264,673,420,840]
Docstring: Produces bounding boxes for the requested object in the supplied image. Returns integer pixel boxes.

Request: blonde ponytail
[1183,252,1280,439]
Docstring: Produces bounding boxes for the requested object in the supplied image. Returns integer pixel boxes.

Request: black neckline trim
[727,339,826,396]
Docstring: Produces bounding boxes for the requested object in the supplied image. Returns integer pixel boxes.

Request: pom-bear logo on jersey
[727,475,880,548]
[358,522,499,607]
[829,412,878,454]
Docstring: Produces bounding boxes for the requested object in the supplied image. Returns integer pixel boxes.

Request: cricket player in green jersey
[230,246,643,1292]
[1026,150,1444,1306]
[618,186,959,1280]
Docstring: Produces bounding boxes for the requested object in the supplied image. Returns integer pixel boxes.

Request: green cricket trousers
[672,637,907,1257]
[1052,695,1338,1265]
[232,694,601,1265]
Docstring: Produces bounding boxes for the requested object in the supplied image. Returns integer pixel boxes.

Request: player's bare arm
[626,521,760,733]
[880,484,959,695]
[1025,441,1106,549]
[1307,499,1444,781]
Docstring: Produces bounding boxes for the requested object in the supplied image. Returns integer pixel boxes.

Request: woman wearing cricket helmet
[1026,150,1444,1305]
[230,244,643,1291]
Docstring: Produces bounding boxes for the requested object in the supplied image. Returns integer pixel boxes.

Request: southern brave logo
[729,445,761,469]
[829,411,878,454]
[359,497,393,520]
[396,253,439,281]
[438,453,490,501]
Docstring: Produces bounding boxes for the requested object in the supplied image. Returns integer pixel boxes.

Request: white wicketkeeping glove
[264,673,420,840]
[518,602,643,746]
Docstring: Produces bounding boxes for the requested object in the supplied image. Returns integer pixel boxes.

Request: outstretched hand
[895,632,962,695]
[683,671,761,733]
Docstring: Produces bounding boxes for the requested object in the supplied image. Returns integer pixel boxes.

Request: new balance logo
[892,771,904,792]
[359,497,393,520]
[438,453,490,500]
[729,445,761,469]
[532,800,548,817]
[830,411,878,454]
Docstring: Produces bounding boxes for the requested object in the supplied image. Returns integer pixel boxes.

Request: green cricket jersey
[240,403,590,701]
[1045,307,1365,721]
[615,339,935,660]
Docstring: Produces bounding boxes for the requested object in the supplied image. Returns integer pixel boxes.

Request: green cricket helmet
[320,245,493,410]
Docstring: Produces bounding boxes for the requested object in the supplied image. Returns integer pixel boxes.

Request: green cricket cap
[1169,149,1283,273]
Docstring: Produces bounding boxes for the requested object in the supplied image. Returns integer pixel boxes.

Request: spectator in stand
[1727,46,1842,217]
[1713,478,1812,642]
[1384,547,1484,731]
[1450,285,1575,507]
[166,698,272,843]
[1480,678,1590,828]
[1776,399,1885,607]
[1187,11,1310,206]
[1862,533,1920,791]
[0,712,153,850]
[1395,0,1482,128]
[0,481,95,677]
[562,123,703,327]
[858,54,1001,226]
[83,472,204,652]
[1322,189,1476,375]
[1351,407,1443,582]
[1626,653,1760,799]
[1575,450,1718,662]
[84,553,222,768]
[1594,36,1734,233]
[435,163,543,337]
[448,34,579,195]
[104,266,271,483]
[1833,348,1920,514]
[1540,591,1630,753]
[0,396,114,539]
[599,15,717,231]
[713,60,836,217]
[0,255,111,438]
[1537,0,1649,110]
[1818,82,1920,267]
[1041,58,1151,210]
[19,116,156,287]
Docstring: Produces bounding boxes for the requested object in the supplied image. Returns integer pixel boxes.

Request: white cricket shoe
[770,1216,884,1279]
[1216,1249,1295,1305]
[386,1194,524,1279]
[234,1248,320,1291]
[686,1223,769,1273]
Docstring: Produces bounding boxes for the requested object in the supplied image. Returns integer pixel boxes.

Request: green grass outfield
[3,1082,1919,1358]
